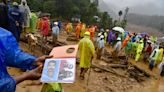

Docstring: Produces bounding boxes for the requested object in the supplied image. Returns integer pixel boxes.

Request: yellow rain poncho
[135,40,144,61]
[78,32,95,68]
[156,48,164,64]
[66,23,73,33]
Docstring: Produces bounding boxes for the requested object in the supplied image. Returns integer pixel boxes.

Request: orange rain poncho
[121,35,130,49]
[66,23,73,33]
[87,27,95,41]
[36,18,43,31]
[75,23,81,39]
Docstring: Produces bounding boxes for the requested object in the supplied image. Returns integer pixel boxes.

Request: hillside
[127,24,164,37]
[127,14,164,33]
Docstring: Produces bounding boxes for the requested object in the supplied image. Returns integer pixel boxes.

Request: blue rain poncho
[0,27,36,92]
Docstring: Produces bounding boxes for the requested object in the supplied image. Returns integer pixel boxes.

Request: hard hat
[117,37,121,41]
[100,35,104,39]
[98,33,101,37]
[54,22,58,25]
[13,2,18,6]
[84,31,90,36]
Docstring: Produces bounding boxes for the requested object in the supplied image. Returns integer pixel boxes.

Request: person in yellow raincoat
[78,31,95,80]
[156,46,164,64]
[135,40,144,61]
[41,83,62,92]
[80,23,86,38]
[75,23,81,39]
[66,22,73,35]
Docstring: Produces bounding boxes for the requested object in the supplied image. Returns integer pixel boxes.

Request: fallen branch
[107,64,127,68]
[92,64,128,78]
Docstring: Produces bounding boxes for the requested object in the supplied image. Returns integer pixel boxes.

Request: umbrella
[112,27,125,33]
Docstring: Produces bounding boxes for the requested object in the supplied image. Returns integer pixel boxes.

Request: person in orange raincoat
[66,23,73,35]
[36,17,43,32]
[87,26,95,41]
[121,34,131,49]
[75,23,81,39]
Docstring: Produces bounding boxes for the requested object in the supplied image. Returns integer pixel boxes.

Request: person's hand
[26,65,43,80]
[33,55,53,66]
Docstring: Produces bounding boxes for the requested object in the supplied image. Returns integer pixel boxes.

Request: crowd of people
[95,28,164,75]
[0,0,164,92]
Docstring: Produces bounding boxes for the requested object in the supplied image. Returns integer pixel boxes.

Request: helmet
[54,22,58,25]
[117,37,121,41]
[84,31,90,36]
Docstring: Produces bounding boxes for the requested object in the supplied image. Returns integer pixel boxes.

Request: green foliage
[99,12,113,29]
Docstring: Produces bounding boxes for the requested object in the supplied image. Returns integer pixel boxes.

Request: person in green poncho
[78,31,95,80]
[125,40,132,60]
[30,12,38,33]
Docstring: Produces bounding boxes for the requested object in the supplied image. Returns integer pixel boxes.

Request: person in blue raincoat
[0,27,52,92]
[8,2,23,41]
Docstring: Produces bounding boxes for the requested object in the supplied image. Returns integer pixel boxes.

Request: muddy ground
[7,30,164,92]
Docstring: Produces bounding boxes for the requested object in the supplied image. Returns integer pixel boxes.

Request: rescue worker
[135,40,144,61]
[0,0,9,30]
[149,46,159,70]
[41,17,50,41]
[156,46,164,64]
[113,37,122,57]
[158,57,164,77]
[19,0,31,32]
[8,2,22,41]
[66,22,73,35]
[121,34,131,49]
[52,22,59,46]
[30,11,38,33]
[36,17,43,32]
[78,32,95,80]
[125,40,132,60]
[0,27,52,92]
[96,35,105,59]
[131,40,139,58]
[80,23,86,38]
[143,40,152,61]
[75,23,81,39]
[107,30,112,45]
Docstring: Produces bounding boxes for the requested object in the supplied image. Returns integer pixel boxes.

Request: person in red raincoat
[41,17,49,41]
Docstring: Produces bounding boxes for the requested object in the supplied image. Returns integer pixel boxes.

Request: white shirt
[114,41,122,52]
